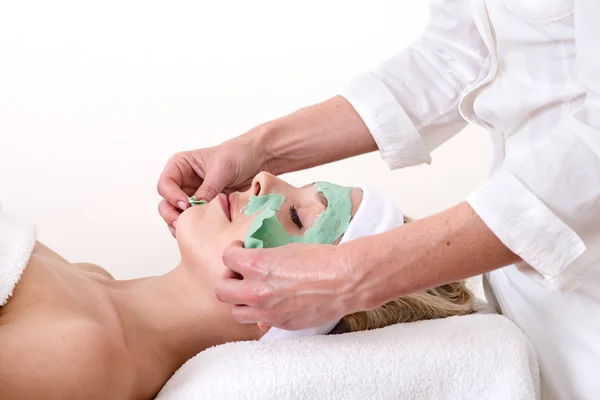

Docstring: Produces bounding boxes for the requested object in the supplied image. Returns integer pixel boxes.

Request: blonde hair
[332,281,475,334]
[332,216,476,334]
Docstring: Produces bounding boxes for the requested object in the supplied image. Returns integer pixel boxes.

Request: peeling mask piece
[243,182,352,249]
[188,196,208,206]
[243,193,287,248]
[241,193,285,216]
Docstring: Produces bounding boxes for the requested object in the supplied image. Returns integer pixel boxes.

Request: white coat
[340,1,600,398]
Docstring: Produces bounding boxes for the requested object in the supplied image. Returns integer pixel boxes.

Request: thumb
[257,322,271,334]
[193,164,233,202]
[222,240,253,276]
[222,240,246,263]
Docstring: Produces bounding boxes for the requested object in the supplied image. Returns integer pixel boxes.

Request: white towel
[260,184,404,341]
[157,314,540,400]
[0,205,37,306]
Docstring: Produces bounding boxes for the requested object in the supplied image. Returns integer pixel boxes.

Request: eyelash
[289,205,303,229]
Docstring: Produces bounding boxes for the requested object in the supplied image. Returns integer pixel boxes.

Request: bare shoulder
[33,241,114,279]
[72,262,116,279]
[0,318,135,400]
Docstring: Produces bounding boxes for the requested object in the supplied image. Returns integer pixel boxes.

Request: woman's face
[176,172,362,275]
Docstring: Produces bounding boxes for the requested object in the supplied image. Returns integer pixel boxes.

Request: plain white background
[0,0,490,279]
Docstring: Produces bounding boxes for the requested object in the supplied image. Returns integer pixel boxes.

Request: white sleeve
[339,0,488,169]
[467,0,600,291]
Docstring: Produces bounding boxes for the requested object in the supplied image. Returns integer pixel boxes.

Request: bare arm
[216,202,519,330]
[255,95,378,175]
[347,202,519,310]
[157,95,376,229]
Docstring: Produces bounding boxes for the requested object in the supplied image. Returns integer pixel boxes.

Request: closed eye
[289,205,303,229]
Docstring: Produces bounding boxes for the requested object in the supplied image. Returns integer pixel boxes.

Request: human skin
[0,172,361,400]
[157,96,375,233]
[157,96,519,330]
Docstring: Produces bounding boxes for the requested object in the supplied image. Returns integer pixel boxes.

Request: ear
[257,322,271,334]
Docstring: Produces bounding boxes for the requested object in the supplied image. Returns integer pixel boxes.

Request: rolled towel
[260,185,404,341]
[0,205,37,306]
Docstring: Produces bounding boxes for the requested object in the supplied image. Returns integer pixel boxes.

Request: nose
[250,171,277,197]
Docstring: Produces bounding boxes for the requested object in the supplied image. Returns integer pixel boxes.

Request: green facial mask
[188,196,207,206]
[243,182,352,249]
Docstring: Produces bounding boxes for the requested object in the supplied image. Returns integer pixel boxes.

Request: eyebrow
[301,182,329,209]
[288,184,332,230]
[316,191,328,209]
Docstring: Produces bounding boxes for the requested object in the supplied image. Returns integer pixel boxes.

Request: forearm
[251,95,377,175]
[347,202,520,310]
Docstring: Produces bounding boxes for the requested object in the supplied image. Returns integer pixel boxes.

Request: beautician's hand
[216,240,362,330]
[217,203,521,331]
[158,97,378,236]
[157,135,270,235]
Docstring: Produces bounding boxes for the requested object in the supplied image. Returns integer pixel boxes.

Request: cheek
[232,216,257,242]
[207,220,254,249]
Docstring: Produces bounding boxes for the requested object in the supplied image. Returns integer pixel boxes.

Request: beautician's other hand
[216,240,362,330]
[157,135,270,235]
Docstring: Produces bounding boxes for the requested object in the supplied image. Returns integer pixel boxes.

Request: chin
[176,207,210,252]
[176,200,254,270]
[176,206,229,261]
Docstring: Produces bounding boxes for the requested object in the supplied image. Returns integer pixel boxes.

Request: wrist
[225,122,281,176]
[252,119,290,175]
[340,236,390,313]
[247,112,316,176]
[251,96,377,176]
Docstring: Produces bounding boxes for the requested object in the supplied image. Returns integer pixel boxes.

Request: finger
[158,199,181,227]
[231,305,273,325]
[222,240,264,278]
[222,266,244,281]
[215,278,260,307]
[192,161,235,202]
[157,161,192,211]
[257,322,271,334]
[168,226,176,238]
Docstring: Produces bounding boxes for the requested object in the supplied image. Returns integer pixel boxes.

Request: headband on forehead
[260,185,404,341]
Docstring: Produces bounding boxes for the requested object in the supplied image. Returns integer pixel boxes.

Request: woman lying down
[0,172,475,399]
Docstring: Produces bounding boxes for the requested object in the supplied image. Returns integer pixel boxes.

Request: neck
[107,263,261,376]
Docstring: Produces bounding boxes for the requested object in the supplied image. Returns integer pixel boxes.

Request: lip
[218,193,232,222]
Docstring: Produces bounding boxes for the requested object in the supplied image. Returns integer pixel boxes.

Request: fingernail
[172,220,177,228]
[177,201,187,211]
